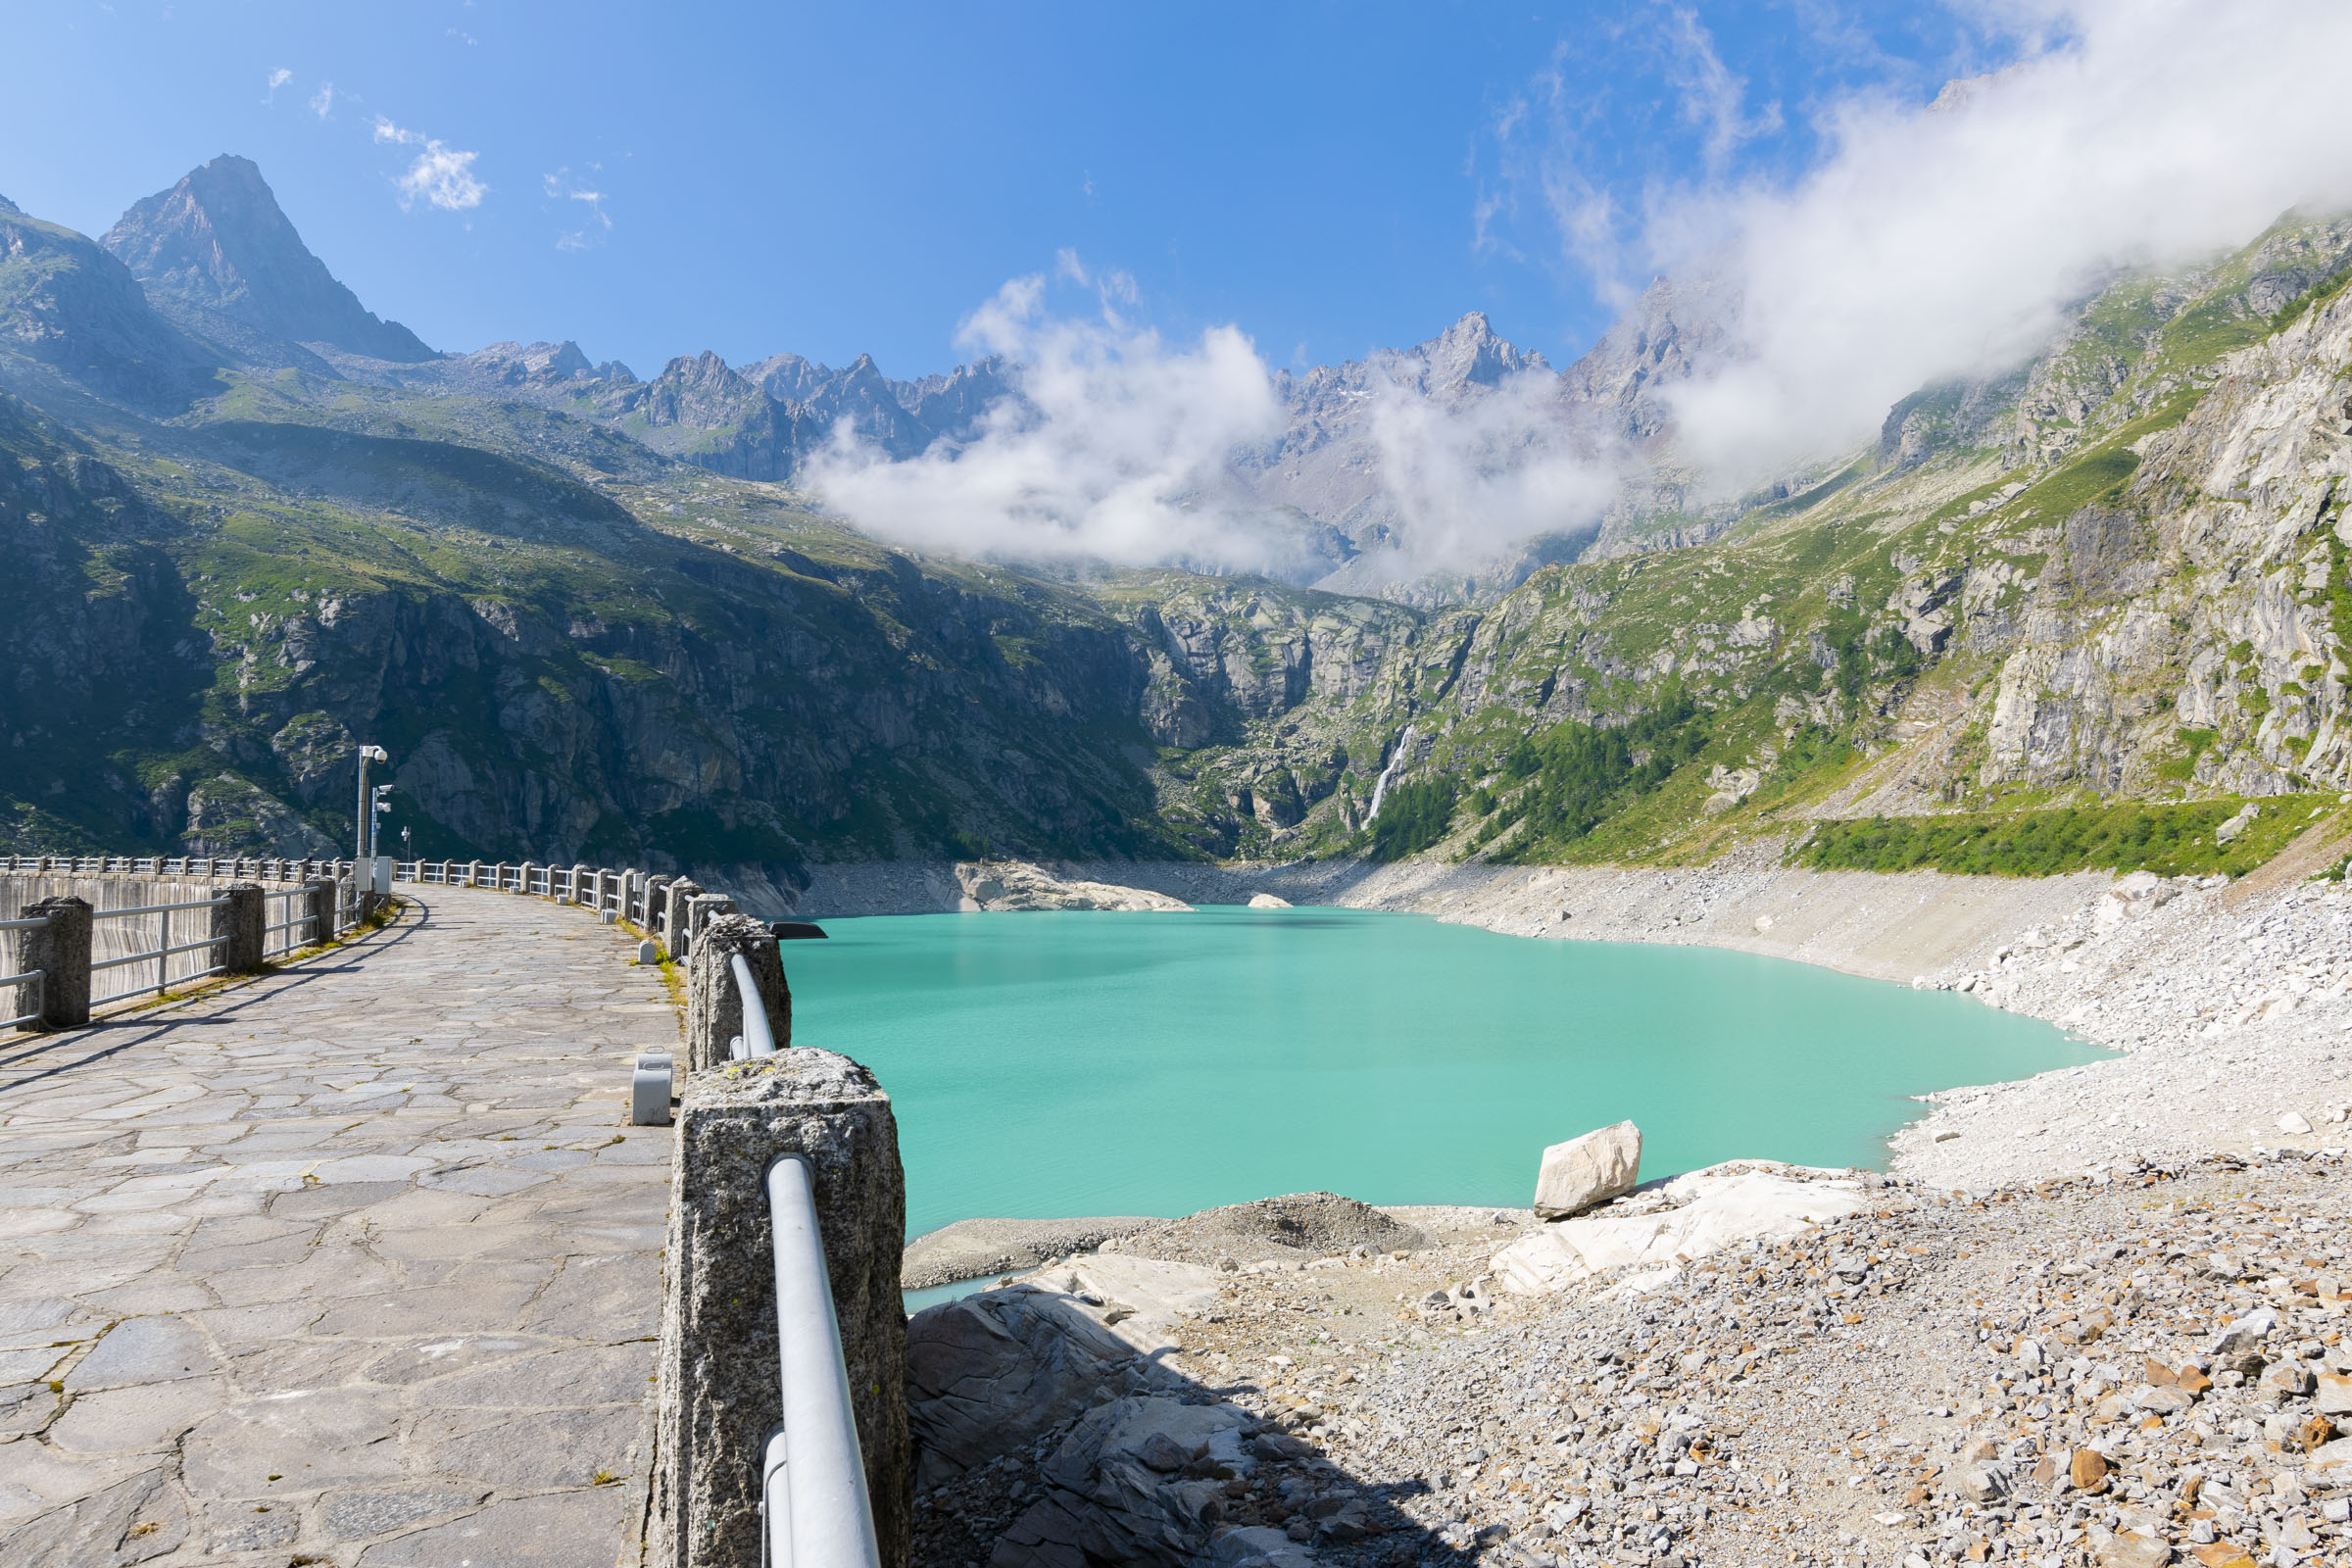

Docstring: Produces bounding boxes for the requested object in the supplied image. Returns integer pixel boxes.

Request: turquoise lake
[785,906,2101,1241]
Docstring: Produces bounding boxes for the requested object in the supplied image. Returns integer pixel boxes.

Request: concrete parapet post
[564,863,586,905]
[22,897,92,1028]
[305,880,338,946]
[520,861,540,897]
[683,913,791,1073]
[211,883,267,973]
[662,878,704,958]
[643,875,670,933]
[466,859,481,888]
[650,1049,908,1568]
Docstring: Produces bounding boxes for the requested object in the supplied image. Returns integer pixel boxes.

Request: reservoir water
[787,906,2101,1240]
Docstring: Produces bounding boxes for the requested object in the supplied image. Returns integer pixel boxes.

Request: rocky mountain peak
[744,351,831,404]
[1417,310,1550,392]
[0,193,19,216]
[101,155,436,363]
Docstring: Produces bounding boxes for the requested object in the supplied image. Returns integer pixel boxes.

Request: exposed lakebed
[786,906,2101,1238]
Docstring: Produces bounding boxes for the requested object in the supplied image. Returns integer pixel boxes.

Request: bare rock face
[1532,1120,1642,1220]
[955,860,1192,912]
[905,1286,1149,1488]
[989,1396,1257,1567]
[650,1049,908,1568]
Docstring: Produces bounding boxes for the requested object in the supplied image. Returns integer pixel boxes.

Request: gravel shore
[913,1156,2352,1568]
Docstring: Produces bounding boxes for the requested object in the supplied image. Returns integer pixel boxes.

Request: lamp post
[355,744,389,863]
[369,783,393,859]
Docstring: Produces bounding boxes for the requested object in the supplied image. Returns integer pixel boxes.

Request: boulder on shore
[990,1396,1257,1567]
[1247,892,1292,908]
[1496,1162,1870,1294]
[905,1284,1145,1487]
[956,860,1191,912]
[1533,1120,1642,1219]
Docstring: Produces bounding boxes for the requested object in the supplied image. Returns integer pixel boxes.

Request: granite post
[663,878,704,958]
[211,883,266,972]
[22,896,92,1028]
[683,913,792,1073]
[650,1049,908,1568]
[306,879,338,946]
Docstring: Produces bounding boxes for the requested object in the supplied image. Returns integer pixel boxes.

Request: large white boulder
[1495,1165,1870,1295]
[1533,1120,1642,1219]
[956,860,1192,912]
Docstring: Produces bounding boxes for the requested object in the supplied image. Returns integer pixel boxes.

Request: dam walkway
[0,887,677,1566]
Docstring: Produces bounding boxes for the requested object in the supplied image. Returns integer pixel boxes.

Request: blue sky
[4,0,2000,379]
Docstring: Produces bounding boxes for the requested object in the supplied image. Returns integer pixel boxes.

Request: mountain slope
[0,199,219,411]
[1,162,2348,887]
[103,155,436,362]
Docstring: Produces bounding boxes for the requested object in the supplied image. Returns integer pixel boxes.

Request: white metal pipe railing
[760,1154,881,1568]
[262,889,316,958]
[729,953,776,1062]
[0,971,43,1031]
[89,894,231,1002]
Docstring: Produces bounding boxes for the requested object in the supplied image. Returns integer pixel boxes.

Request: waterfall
[1364,725,1415,822]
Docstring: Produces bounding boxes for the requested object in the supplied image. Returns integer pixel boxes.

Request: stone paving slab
[0,889,679,1567]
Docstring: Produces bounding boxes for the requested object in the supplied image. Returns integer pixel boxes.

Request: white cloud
[1359,368,1621,578]
[266,67,291,98]
[309,81,334,119]
[819,0,2352,579]
[1529,0,2352,485]
[545,169,612,251]
[374,117,486,212]
[807,271,1295,572]
[808,267,1623,577]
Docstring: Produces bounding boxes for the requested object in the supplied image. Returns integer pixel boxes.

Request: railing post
[520,861,540,898]
[306,879,338,944]
[683,914,790,1073]
[651,1049,909,1568]
[22,897,92,1028]
[662,878,704,958]
[212,883,267,973]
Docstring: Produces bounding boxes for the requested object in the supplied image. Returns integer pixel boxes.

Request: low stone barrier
[645,910,907,1567]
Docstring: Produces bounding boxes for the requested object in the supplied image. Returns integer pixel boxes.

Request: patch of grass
[1791,795,2331,878]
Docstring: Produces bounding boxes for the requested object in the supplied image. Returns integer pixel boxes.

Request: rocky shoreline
[905,1159,2352,1568]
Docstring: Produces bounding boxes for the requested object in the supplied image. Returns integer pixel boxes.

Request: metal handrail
[0,914,55,932]
[0,968,43,1031]
[730,952,776,1061]
[89,897,232,920]
[90,895,230,1001]
[760,1154,881,1568]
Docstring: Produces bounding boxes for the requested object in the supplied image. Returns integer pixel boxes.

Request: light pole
[355,744,388,862]
[369,783,393,859]
[400,826,412,865]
